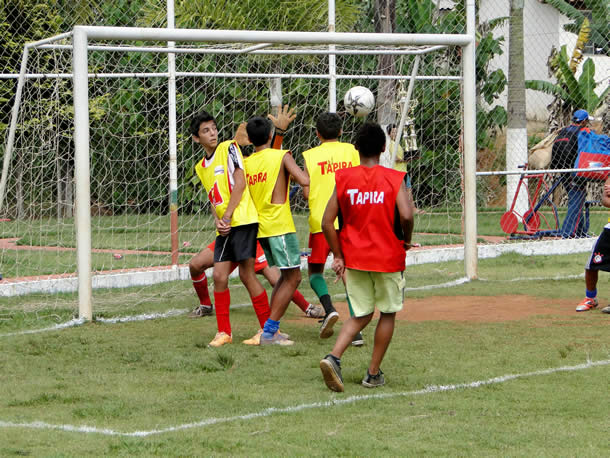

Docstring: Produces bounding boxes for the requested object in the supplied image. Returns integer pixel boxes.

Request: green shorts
[345,269,405,317]
[258,233,301,269]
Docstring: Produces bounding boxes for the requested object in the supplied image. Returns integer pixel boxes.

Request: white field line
[1,269,585,339]
[479,273,584,282]
[0,318,85,337]
[0,305,256,338]
[405,277,470,291]
[0,358,608,437]
[0,309,187,338]
[2,237,594,298]
[94,309,188,323]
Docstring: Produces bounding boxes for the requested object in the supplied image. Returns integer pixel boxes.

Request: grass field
[1,251,609,455]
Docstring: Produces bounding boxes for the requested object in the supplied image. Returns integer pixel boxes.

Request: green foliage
[525,45,610,114]
[544,0,609,55]
[0,0,509,214]
[0,0,63,132]
[138,0,363,32]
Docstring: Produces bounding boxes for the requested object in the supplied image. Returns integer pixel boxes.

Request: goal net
[0,26,475,323]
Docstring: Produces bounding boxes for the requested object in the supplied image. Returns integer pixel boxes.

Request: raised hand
[268,104,296,131]
[233,122,251,146]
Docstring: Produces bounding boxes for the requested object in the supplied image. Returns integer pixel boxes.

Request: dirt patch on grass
[292,295,582,324]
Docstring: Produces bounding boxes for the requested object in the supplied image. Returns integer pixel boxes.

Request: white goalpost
[71,25,478,319]
[0,2,478,320]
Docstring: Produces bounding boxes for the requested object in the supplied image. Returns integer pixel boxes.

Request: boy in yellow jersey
[302,112,361,343]
[386,124,407,173]
[386,123,423,215]
[576,175,610,314]
[191,111,271,347]
[244,116,310,345]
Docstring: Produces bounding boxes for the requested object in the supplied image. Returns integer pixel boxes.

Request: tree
[138,0,362,32]
[506,0,527,214]
[525,23,610,131]
[543,0,609,55]
[373,0,397,127]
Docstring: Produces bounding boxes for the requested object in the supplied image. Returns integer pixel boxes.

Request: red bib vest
[335,165,406,272]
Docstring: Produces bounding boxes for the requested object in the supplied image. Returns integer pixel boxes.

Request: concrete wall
[479,0,609,123]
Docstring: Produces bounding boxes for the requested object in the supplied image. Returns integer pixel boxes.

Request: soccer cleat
[208,332,232,347]
[601,305,610,314]
[320,355,344,392]
[362,370,385,388]
[243,329,263,346]
[576,297,598,312]
[260,331,294,346]
[351,331,364,347]
[188,305,213,318]
[319,311,339,339]
[305,304,325,318]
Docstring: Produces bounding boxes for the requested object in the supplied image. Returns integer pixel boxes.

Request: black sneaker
[318,311,339,339]
[351,332,364,347]
[320,355,344,392]
[362,370,385,388]
[188,305,213,318]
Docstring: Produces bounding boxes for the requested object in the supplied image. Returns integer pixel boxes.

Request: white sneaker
[305,304,324,318]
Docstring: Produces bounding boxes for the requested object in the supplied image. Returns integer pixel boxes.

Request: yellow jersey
[303,141,359,233]
[195,140,258,227]
[389,140,406,172]
[244,148,296,238]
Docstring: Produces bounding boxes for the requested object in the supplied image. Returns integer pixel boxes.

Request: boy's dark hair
[190,111,216,137]
[354,122,386,158]
[246,116,272,147]
[316,112,342,140]
[386,123,396,135]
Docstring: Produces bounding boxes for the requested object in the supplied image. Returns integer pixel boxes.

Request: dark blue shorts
[586,227,610,272]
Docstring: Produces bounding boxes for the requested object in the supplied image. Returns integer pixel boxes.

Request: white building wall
[479,0,609,122]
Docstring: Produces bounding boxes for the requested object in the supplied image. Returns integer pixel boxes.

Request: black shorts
[214,223,259,263]
[586,227,610,272]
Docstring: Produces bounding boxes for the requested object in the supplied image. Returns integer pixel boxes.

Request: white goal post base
[0,238,593,298]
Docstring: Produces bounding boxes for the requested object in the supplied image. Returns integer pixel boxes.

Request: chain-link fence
[1,0,607,204]
[0,1,608,313]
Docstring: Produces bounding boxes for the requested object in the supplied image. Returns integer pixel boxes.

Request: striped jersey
[195,140,258,227]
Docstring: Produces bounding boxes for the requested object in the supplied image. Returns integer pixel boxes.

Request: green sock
[309,273,329,298]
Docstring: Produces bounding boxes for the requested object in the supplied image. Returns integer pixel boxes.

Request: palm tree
[506,0,527,214]
[373,0,397,126]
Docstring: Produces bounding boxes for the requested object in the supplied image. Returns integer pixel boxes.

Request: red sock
[291,289,309,312]
[251,290,270,328]
[213,289,231,335]
[192,272,212,306]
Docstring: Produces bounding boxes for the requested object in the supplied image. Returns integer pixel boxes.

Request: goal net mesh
[0,36,467,325]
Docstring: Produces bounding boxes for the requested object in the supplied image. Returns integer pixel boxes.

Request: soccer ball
[343,86,375,117]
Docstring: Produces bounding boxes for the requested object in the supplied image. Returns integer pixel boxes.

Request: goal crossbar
[73,25,472,47]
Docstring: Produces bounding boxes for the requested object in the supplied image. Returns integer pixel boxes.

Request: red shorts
[308,232,332,264]
[207,241,268,272]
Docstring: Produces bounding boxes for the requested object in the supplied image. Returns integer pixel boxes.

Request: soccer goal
[0,14,478,320]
